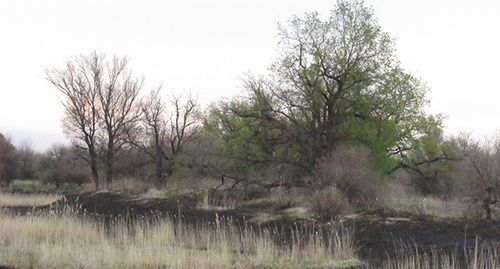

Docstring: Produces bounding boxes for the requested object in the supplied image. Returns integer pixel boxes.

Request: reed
[0,205,359,268]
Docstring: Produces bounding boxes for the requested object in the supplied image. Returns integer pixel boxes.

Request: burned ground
[2,190,500,267]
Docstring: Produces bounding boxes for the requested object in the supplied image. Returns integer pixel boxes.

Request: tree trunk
[91,159,99,190]
[105,138,114,187]
[88,145,100,190]
[105,152,114,187]
[155,146,165,188]
[325,89,339,154]
[484,202,492,220]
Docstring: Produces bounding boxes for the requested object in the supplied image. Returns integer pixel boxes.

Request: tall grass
[0,207,359,268]
[2,193,499,268]
[382,238,500,269]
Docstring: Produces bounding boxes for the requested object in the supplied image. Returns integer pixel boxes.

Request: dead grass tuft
[309,186,350,221]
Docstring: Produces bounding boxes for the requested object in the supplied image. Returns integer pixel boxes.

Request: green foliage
[204,99,300,181]
[392,117,463,195]
[206,0,441,186]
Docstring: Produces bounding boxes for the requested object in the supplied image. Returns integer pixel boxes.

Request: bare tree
[136,88,169,187]
[167,93,202,162]
[47,51,143,188]
[452,135,500,220]
[97,56,143,186]
[134,90,201,187]
[46,51,103,189]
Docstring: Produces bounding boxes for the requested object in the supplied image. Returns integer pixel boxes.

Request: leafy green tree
[203,100,286,190]
[391,120,461,195]
[209,0,440,187]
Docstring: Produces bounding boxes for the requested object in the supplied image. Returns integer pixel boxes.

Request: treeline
[0,136,88,188]
[1,0,499,219]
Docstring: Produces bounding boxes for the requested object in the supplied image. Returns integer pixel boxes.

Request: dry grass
[198,189,237,211]
[0,193,61,207]
[376,182,467,220]
[383,195,467,220]
[309,186,350,221]
[3,192,499,268]
[381,238,500,269]
[0,204,360,268]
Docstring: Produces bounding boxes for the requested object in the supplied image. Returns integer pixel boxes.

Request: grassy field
[1,192,499,268]
[0,193,359,269]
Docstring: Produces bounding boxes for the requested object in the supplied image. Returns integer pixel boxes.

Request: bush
[309,186,350,221]
[315,146,381,210]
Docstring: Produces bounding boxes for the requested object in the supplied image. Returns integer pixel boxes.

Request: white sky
[1,0,499,151]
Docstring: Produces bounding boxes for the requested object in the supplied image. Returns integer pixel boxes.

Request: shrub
[309,186,350,221]
[315,146,381,210]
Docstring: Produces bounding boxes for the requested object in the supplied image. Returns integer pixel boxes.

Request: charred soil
[2,190,500,267]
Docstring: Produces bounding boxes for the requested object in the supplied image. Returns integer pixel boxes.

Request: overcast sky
[1,0,499,151]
